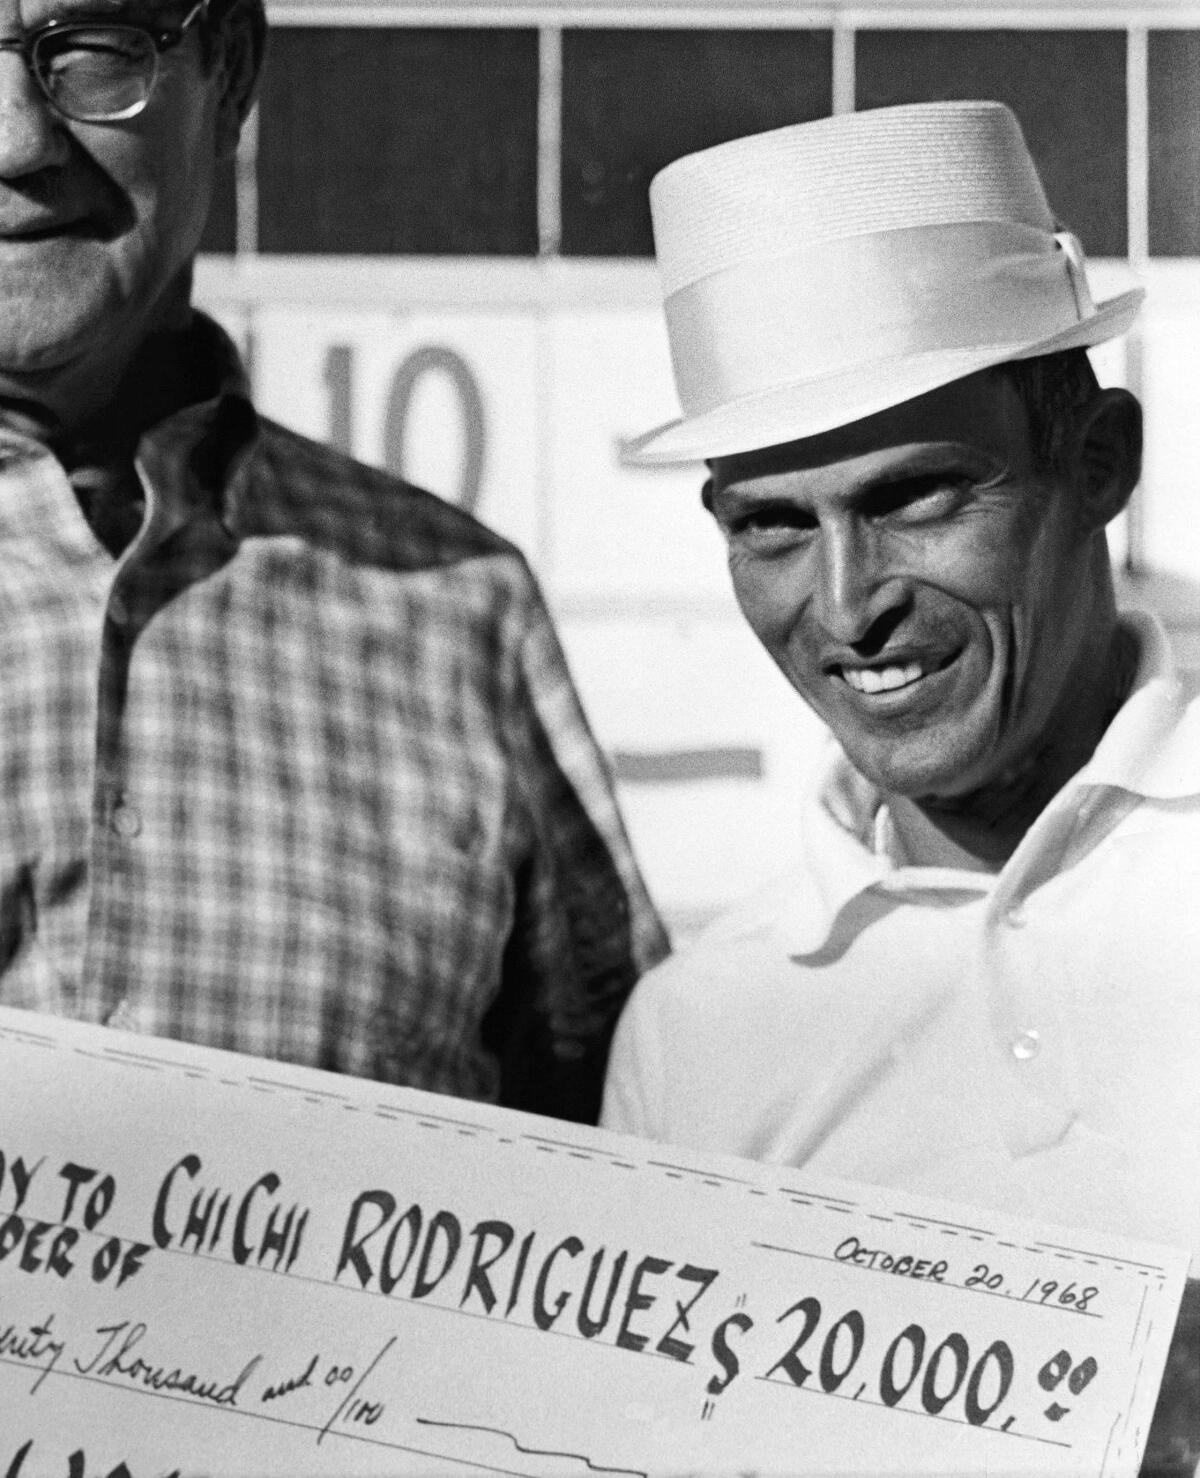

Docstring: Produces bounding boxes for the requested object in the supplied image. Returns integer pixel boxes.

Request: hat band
[664,221,1094,416]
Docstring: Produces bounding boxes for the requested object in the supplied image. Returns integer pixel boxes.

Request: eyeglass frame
[0,0,210,123]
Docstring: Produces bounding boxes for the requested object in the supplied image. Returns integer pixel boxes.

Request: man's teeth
[842,662,924,694]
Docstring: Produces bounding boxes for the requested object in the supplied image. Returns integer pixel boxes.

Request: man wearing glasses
[0,0,666,1118]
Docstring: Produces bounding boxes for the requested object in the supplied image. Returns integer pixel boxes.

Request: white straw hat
[628,101,1144,464]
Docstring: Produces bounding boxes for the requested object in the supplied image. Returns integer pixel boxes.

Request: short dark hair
[1000,347,1100,474]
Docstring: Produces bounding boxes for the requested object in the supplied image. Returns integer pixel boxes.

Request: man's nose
[813,522,909,647]
[0,50,68,177]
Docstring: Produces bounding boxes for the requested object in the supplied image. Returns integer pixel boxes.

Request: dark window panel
[1149,32,1200,256]
[562,29,832,257]
[257,28,539,255]
[856,31,1128,257]
[199,155,237,254]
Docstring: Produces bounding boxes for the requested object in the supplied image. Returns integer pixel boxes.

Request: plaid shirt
[0,315,667,1123]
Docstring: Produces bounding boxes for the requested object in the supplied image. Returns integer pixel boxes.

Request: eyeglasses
[0,0,208,123]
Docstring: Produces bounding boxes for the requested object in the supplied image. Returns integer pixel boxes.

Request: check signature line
[415,1418,647,1478]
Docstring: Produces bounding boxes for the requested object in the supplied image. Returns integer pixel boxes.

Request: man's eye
[43,30,143,66]
[871,477,967,522]
[728,505,815,541]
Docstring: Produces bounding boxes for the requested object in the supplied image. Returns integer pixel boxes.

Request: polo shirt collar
[779,741,989,956]
[778,610,1194,956]
[1075,609,1200,798]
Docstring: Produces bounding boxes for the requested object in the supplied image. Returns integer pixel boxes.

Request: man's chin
[0,333,89,378]
[839,728,998,804]
[0,327,105,424]
[0,274,125,378]
[824,665,1000,801]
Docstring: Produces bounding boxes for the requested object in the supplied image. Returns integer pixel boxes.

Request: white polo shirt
[603,613,1200,1265]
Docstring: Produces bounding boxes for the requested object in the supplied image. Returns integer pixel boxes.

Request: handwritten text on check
[0,1007,1187,1477]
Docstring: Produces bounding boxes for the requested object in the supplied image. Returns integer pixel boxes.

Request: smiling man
[603,104,1200,1268]
[603,102,1200,1465]
[0,0,246,439]
[0,0,666,1119]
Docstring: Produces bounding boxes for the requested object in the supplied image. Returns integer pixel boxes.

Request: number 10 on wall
[322,343,487,514]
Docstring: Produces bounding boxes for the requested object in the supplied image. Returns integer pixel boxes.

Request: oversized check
[0,1006,1187,1477]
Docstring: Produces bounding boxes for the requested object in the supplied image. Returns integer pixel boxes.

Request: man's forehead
[709,368,1032,493]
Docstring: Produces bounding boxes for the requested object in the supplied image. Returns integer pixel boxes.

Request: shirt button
[108,592,130,626]
[1005,903,1027,928]
[1011,1029,1041,1061]
[111,803,142,840]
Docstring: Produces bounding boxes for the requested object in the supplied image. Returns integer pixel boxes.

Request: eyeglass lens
[34,27,157,121]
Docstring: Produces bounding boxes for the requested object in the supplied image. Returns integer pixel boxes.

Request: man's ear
[1070,387,1143,531]
[213,0,266,162]
[701,474,715,513]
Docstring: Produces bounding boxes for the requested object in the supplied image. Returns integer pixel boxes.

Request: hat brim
[626,288,1144,465]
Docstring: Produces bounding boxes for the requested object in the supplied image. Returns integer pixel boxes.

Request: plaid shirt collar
[0,312,258,555]
[132,312,260,548]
